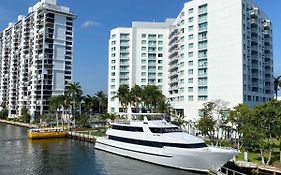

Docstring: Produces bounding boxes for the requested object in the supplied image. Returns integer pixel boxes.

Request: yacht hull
[95,137,238,172]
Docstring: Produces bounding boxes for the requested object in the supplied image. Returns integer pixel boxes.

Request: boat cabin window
[108,135,208,148]
[149,127,181,133]
[112,125,143,132]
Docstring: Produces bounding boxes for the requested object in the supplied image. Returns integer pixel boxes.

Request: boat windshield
[149,127,181,133]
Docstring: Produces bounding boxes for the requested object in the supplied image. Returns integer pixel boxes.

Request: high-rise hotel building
[0,0,75,118]
[109,0,274,120]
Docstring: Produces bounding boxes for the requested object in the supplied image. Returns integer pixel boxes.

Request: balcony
[169,58,178,65]
[251,45,258,51]
[250,8,258,17]
[251,36,258,43]
[264,20,271,29]
[252,82,259,87]
[251,27,258,33]
[252,73,259,78]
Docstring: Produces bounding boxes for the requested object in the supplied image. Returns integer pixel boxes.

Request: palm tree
[157,99,173,115]
[274,76,281,99]
[95,91,108,114]
[49,96,61,127]
[84,95,99,115]
[115,84,130,113]
[66,82,82,127]
[141,85,164,112]
[129,85,142,113]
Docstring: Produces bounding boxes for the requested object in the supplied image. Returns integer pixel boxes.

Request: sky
[0,0,280,95]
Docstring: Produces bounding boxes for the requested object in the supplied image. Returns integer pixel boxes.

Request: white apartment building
[168,0,273,120]
[108,0,274,121]
[108,20,174,113]
[0,0,75,119]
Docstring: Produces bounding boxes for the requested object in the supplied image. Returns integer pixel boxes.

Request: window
[111,41,116,45]
[111,60,116,64]
[198,41,207,49]
[188,43,194,49]
[141,47,146,51]
[111,53,116,57]
[198,32,207,40]
[198,87,208,94]
[158,60,162,64]
[158,79,162,83]
[142,34,146,38]
[141,40,146,44]
[188,34,193,40]
[199,13,207,23]
[158,41,163,45]
[158,34,163,39]
[198,96,208,101]
[188,78,193,84]
[141,66,146,70]
[188,26,194,32]
[158,66,163,70]
[158,47,163,51]
[141,79,146,83]
[141,60,146,64]
[188,87,193,92]
[158,73,163,76]
[188,69,193,75]
[188,8,193,14]
[189,17,194,23]
[180,45,185,50]
[188,96,193,101]
[112,125,144,132]
[141,53,146,57]
[199,22,208,31]
[188,52,193,58]
[188,61,193,66]
[111,34,116,39]
[141,72,146,76]
[158,53,163,57]
[198,4,208,14]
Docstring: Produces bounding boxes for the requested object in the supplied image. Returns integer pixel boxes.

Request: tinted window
[149,127,181,133]
[112,125,143,132]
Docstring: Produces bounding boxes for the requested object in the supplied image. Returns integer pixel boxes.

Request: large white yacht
[95,115,238,172]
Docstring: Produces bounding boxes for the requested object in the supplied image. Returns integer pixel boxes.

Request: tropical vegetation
[115,84,172,115]
[196,99,281,166]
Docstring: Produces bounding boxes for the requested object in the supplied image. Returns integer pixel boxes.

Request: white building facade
[108,20,174,113]
[108,0,274,121]
[0,0,75,118]
[168,0,273,120]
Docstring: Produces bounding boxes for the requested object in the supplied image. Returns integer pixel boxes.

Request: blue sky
[0,0,280,95]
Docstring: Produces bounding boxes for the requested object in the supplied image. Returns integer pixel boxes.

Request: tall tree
[129,85,142,113]
[115,84,130,113]
[49,96,62,127]
[95,91,108,114]
[66,82,82,127]
[141,85,164,112]
[228,103,250,149]
[274,76,281,99]
[83,95,99,114]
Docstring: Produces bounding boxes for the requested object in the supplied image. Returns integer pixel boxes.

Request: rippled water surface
[0,123,202,175]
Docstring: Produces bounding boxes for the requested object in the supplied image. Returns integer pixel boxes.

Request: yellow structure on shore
[28,128,66,139]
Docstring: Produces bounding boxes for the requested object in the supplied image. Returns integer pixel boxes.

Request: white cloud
[81,20,100,28]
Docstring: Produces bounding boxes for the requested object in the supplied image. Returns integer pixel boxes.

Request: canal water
[0,123,202,175]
